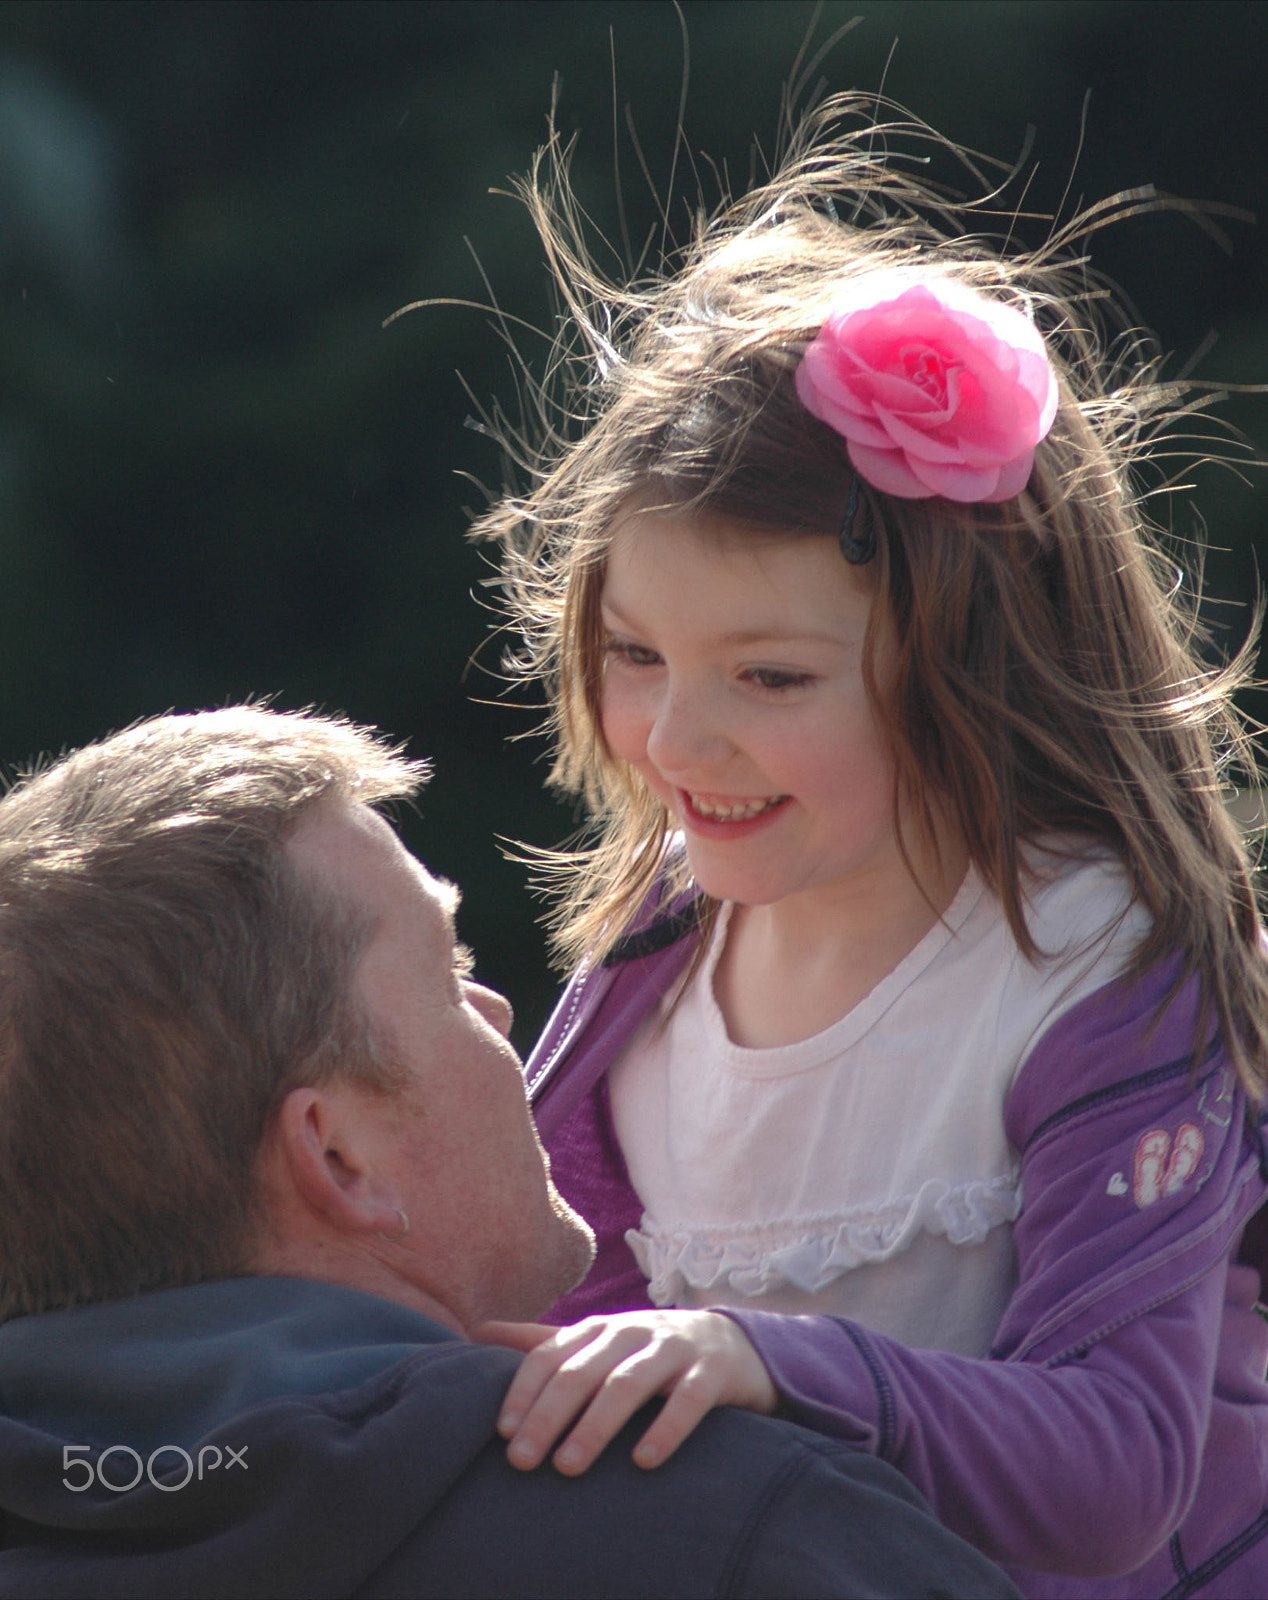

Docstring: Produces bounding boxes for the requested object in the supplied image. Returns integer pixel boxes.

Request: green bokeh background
[1,0,1265,1046]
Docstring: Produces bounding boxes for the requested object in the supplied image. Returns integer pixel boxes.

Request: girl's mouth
[679,790,791,834]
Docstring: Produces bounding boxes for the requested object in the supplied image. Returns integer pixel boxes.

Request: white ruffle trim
[626,1171,1021,1306]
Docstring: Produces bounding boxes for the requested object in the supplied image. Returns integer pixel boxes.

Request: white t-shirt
[608,846,1151,1355]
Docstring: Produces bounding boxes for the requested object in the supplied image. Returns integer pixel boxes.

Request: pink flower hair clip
[795,275,1059,507]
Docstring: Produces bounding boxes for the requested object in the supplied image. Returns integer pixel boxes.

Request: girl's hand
[472,1310,777,1475]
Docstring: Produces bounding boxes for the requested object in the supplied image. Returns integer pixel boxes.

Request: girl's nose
[645,683,729,774]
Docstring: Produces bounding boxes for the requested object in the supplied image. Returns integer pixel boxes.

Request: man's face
[286,800,593,1327]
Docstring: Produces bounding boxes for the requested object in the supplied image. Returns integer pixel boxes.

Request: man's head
[0,706,591,1329]
[254,792,595,1330]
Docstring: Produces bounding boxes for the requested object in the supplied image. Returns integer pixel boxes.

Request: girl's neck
[712,832,970,1050]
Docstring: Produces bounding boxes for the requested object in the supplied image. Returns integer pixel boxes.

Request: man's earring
[377,1208,409,1243]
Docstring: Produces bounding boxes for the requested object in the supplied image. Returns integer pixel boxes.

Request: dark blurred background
[1,0,1265,1047]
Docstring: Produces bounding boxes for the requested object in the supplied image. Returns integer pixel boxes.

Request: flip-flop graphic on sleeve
[1131,1123,1205,1208]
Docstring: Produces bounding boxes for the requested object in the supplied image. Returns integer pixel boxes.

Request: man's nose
[467,982,513,1039]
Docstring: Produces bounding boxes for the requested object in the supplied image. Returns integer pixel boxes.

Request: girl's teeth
[690,794,784,821]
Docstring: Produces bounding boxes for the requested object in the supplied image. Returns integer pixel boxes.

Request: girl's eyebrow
[714,627,849,648]
[601,600,845,648]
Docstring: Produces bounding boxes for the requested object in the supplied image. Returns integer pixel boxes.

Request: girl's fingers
[470,1319,558,1353]
[630,1361,726,1469]
[493,1322,609,1443]
[547,1340,701,1475]
[491,1311,778,1475]
[623,1320,776,1470]
[501,1324,659,1469]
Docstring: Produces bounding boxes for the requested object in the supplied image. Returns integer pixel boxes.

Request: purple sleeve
[725,1267,1222,1574]
[725,965,1268,1576]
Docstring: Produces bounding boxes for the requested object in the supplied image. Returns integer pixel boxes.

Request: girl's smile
[680,790,791,829]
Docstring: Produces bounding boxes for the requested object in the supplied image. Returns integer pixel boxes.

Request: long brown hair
[474,95,1268,1095]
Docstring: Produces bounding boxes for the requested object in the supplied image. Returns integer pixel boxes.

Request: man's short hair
[0,706,426,1322]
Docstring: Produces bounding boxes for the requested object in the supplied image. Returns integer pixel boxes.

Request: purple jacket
[526,901,1268,1600]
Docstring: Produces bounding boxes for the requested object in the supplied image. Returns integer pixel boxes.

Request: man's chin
[537,1196,592,1305]
[476,1189,594,1326]
[515,1192,595,1321]
[552,1192,597,1291]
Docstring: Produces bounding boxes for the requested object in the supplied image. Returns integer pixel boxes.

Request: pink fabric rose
[795,276,1058,502]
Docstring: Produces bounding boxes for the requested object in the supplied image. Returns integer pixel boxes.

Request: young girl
[473,97,1268,1597]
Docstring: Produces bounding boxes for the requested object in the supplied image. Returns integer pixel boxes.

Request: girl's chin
[680,845,797,908]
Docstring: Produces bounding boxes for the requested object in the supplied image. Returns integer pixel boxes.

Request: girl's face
[599,506,908,913]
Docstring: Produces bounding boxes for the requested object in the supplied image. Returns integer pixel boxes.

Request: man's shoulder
[0,1295,1016,1599]
[360,1384,1019,1599]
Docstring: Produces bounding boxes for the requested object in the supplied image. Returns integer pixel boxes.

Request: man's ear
[268,1084,403,1237]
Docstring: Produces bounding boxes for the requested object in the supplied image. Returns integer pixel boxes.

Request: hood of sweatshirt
[0,1275,520,1599]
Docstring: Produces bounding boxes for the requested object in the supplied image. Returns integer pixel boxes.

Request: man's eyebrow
[429,875,465,950]
[433,880,475,976]
[433,877,463,919]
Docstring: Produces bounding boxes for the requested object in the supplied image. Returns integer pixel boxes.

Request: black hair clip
[838,476,875,565]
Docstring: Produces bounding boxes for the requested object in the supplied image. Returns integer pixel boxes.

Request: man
[0,706,1017,1598]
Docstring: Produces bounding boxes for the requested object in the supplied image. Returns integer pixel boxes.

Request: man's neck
[252,1233,468,1336]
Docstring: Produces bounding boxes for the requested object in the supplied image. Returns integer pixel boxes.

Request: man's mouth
[684,792,789,822]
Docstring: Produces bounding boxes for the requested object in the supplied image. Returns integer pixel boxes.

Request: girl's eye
[745,667,815,691]
[605,637,661,667]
